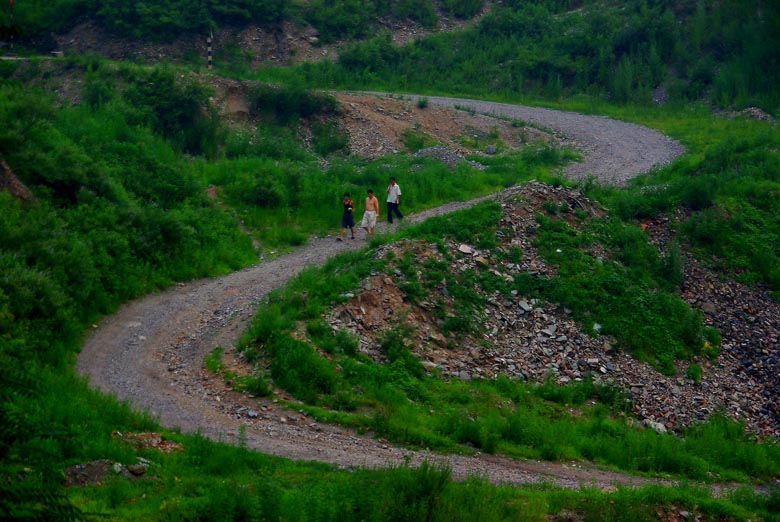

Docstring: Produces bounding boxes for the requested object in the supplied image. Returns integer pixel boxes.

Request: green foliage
[248,84,339,124]
[400,126,437,152]
[308,319,359,356]
[2,3,779,520]
[267,334,338,404]
[606,124,780,293]
[0,342,156,521]
[283,1,779,114]
[201,137,563,251]
[0,482,89,522]
[122,67,220,156]
[686,363,703,385]
[232,197,780,483]
[659,240,684,289]
[301,0,437,43]
[380,326,425,379]
[0,0,87,37]
[440,0,484,20]
[0,80,256,367]
[529,215,706,373]
[86,0,285,40]
[204,346,226,374]
[312,120,349,156]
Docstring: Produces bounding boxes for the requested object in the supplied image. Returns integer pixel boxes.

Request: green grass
[582,106,780,296]
[196,142,571,252]
[60,435,776,522]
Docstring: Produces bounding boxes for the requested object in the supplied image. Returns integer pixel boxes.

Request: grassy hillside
[260,1,779,115]
[2,1,780,520]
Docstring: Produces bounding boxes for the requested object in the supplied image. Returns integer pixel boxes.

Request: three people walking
[339,177,403,241]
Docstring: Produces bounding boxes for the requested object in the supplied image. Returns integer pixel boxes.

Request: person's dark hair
[344,192,350,197]
[367,189,373,194]
[389,177,396,182]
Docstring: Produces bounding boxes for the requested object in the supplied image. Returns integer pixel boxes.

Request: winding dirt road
[77,96,689,490]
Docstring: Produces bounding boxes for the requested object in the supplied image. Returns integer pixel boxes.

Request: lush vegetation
[0,0,285,41]
[2,0,780,520]
[260,0,780,116]
[0,84,251,367]
[603,113,780,296]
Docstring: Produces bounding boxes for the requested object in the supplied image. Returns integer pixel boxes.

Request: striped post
[207,31,212,70]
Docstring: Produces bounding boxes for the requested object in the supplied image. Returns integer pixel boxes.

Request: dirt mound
[335,92,549,158]
[203,78,552,159]
[326,183,780,439]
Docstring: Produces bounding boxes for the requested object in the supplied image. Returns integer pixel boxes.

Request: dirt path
[397,94,685,184]
[77,97,690,491]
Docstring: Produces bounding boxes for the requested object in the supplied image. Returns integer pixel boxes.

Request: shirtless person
[361,189,380,238]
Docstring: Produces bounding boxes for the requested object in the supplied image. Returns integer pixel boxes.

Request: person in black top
[338,192,356,241]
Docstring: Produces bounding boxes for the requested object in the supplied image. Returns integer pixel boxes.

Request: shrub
[87,0,286,40]
[266,334,338,403]
[311,121,349,156]
[659,241,684,289]
[380,326,425,379]
[686,363,703,385]
[440,0,484,19]
[122,67,219,156]
[401,127,437,152]
[249,84,337,123]
[244,374,272,397]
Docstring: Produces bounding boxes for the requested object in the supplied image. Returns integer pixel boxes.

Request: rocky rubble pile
[645,213,780,438]
[338,93,544,160]
[328,182,780,439]
[413,145,486,170]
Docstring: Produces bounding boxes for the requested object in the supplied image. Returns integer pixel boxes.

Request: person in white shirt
[386,177,404,224]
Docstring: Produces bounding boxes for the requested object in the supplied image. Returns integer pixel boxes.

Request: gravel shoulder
[77,97,689,490]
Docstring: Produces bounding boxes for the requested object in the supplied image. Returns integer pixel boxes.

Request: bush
[440,0,484,19]
[380,326,425,379]
[249,84,338,123]
[401,127,437,152]
[86,0,286,40]
[266,334,338,404]
[686,363,703,385]
[122,67,219,156]
[311,121,349,156]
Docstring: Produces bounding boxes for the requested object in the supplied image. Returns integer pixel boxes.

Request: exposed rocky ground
[327,182,780,440]
[51,7,488,67]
